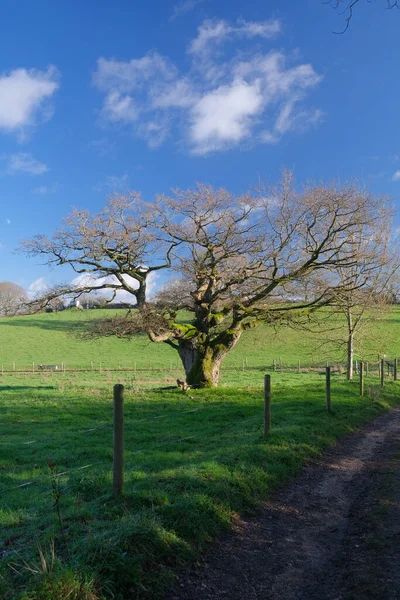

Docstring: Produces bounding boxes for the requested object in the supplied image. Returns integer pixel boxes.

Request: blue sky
[1,0,399,296]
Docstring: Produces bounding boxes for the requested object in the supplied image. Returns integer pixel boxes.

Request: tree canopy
[22,175,392,387]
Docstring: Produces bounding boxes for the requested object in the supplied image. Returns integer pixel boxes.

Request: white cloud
[93,174,129,192]
[392,171,400,181]
[7,153,48,175]
[93,18,322,154]
[28,277,48,297]
[71,272,159,303]
[190,79,264,153]
[170,0,205,20]
[32,183,58,195]
[6,219,11,225]
[188,18,281,57]
[0,67,59,138]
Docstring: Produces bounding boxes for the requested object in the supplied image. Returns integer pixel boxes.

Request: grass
[0,306,400,372]
[1,308,400,597]
[1,370,399,599]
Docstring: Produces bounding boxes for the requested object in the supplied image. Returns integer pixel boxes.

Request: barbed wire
[0,407,207,450]
[0,409,265,497]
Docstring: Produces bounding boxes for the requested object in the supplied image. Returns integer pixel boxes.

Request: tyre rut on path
[166,406,400,600]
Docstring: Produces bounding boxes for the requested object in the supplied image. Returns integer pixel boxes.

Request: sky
[1,0,400,298]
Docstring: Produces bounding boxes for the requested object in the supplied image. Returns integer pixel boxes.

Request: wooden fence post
[394,358,398,382]
[113,384,124,497]
[273,359,276,371]
[264,374,271,438]
[326,366,331,413]
[32,362,35,374]
[360,361,364,396]
[380,358,384,387]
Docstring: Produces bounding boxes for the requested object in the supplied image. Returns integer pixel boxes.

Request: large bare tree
[22,176,389,387]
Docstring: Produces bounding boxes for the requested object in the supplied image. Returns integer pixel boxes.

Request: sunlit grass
[1,371,399,598]
[0,307,399,373]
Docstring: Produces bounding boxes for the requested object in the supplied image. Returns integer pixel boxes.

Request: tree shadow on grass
[0,385,56,391]
[0,318,86,333]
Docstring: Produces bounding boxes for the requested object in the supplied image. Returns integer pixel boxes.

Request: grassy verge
[1,372,399,599]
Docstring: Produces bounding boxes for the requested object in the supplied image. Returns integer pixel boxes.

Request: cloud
[392,171,400,181]
[32,183,58,195]
[93,174,129,192]
[28,277,48,297]
[93,18,322,154]
[6,219,11,225]
[170,0,205,20]
[71,272,159,303]
[190,79,264,153]
[188,18,281,57]
[7,153,48,175]
[0,66,59,138]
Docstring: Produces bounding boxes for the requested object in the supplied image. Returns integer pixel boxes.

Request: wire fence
[0,357,396,375]
[0,401,261,497]
[1,360,398,499]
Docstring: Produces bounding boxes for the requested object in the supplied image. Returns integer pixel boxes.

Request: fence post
[273,359,276,371]
[298,359,300,373]
[32,362,35,374]
[394,358,398,382]
[360,361,364,396]
[380,358,384,387]
[264,374,271,438]
[113,384,124,498]
[326,366,331,412]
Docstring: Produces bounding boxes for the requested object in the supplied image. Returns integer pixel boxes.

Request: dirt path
[167,406,400,600]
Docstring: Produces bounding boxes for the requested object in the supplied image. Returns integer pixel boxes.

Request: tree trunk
[177,335,240,388]
[347,332,354,380]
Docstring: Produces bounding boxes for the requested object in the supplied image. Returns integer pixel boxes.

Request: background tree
[0,282,28,317]
[22,176,388,387]
[300,199,396,378]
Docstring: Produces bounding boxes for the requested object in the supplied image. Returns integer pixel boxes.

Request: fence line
[2,364,399,498]
[1,434,201,496]
[0,360,395,376]
[0,408,206,450]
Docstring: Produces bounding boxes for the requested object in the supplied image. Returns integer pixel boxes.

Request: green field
[1,310,400,599]
[0,307,399,374]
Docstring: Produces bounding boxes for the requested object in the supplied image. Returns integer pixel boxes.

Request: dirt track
[167,406,400,600]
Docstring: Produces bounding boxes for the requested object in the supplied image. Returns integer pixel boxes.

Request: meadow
[1,309,400,599]
[0,307,400,374]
